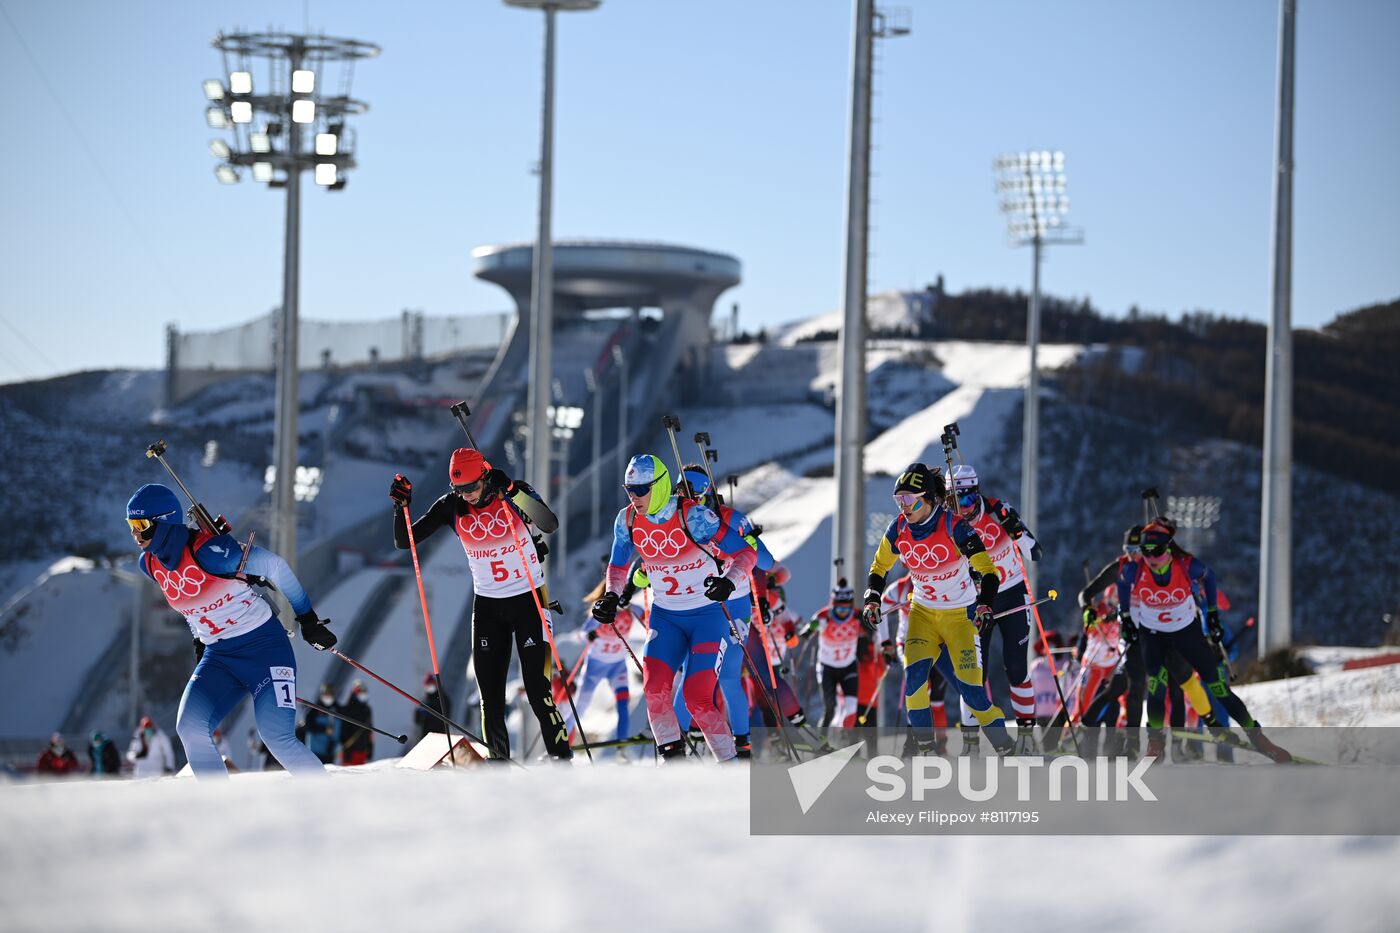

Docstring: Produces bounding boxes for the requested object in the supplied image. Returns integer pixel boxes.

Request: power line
[0,311,61,372]
[0,1,195,317]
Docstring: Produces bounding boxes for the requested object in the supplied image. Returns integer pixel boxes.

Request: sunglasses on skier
[956,490,979,507]
[127,518,155,533]
[452,475,486,496]
[893,493,923,508]
[1140,541,1169,557]
[624,480,656,499]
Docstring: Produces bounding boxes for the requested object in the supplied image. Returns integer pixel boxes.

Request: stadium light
[205,30,380,567]
[993,149,1084,568]
[505,0,602,499]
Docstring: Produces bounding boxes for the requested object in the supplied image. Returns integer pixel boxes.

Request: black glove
[482,468,514,498]
[592,592,620,625]
[996,506,1026,537]
[1206,608,1225,643]
[973,603,995,635]
[533,534,550,560]
[192,637,206,663]
[296,612,337,651]
[703,575,735,602]
[389,474,413,509]
[860,601,881,635]
[1120,612,1140,646]
[882,642,897,663]
[586,629,599,642]
[758,596,772,625]
[1029,541,1043,561]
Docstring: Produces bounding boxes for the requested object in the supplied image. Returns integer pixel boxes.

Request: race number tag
[270,666,296,709]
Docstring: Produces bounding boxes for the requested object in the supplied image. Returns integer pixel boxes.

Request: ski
[570,733,654,752]
[1167,728,1317,764]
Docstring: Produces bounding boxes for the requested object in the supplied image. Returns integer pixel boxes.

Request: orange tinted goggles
[127,517,155,533]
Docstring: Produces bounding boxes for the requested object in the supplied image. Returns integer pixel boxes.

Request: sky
[0,0,1396,385]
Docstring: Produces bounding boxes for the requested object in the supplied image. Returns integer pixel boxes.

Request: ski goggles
[451,475,486,495]
[1140,540,1170,557]
[624,480,656,499]
[955,490,979,508]
[126,517,155,533]
[893,493,923,508]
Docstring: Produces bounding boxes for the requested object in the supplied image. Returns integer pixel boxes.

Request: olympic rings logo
[978,518,1003,546]
[153,565,207,600]
[632,527,687,559]
[459,511,512,541]
[901,541,951,570]
[1140,586,1189,607]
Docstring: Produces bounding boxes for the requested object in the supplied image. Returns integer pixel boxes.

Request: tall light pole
[613,343,628,494]
[585,366,602,539]
[204,31,379,567]
[993,151,1082,552]
[1260,0,1296,656]
[507,0,601,500]
[833,1,908,586]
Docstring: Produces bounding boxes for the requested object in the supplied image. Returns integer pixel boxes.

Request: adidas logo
[523,637,536,647]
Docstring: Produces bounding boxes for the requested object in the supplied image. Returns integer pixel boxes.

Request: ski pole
[144,439,230,536]
[857,656,897,725]
[297,696,408,745]
[1011,548,1081,756]
[881,590,1057,620]
[502,512,593,763]
[1141,486,1161,523]
[399,486,455,766]
[688,432,802,758]
[326,647,503,766]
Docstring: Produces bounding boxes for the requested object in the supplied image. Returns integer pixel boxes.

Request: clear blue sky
[1,0,1396,384]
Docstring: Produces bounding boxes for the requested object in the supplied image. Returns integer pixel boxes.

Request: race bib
[270,665,296,709]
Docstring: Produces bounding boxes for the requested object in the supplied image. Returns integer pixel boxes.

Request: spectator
[87,731,122,776]
[413,674,452,744]
[338,681,374,765]
[303,684,339,764]
[35,733,81,776]
[126,715,175,778]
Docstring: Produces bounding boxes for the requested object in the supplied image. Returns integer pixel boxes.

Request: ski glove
[973,603,995,635]
[1081,606,1096,629]
[389,474,413,509]
[586,630,599,642]
[860,601,881,635]
[592,592,620,625]
[703,575,735,602]
[882,642,898,663]
[296,612,337,650]
[482,468,514,498]
[1119,612,1140,646]
[1206,608,1225,642]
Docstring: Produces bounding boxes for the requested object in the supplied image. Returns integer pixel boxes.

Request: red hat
[139,716,154,729]
[449,448,490,485]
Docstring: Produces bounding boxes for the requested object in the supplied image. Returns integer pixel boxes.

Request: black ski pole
[297,696,407,745]
[327,647,512,767]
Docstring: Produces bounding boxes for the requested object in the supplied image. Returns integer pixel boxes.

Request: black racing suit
[394,485,570,760]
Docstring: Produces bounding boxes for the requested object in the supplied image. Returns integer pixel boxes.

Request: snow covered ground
[2,759,1398,932]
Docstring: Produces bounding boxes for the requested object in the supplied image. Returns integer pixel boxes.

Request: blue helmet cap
[127,484,182,523]
[682,469,711,498]
[624,454,672,515]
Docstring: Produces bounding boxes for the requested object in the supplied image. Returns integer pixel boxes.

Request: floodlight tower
[993,151,1082,558]
[506,0,602,500]
[203,31,379,567]
[833,1,909,586]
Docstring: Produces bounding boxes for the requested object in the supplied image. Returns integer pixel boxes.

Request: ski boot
[959,726,982,758]
[1012,719,1039,755]
[734,733,752,760]
[657,739,688,762]
[1246,727,1293,763]
[1172,737,1204,763]
[1101,728,1123,758]
[932,728,949,756]
[1122,730,1142,760]
[1078,727,1100,759]
[788,711,808,728]
[1145,730,1167,761]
